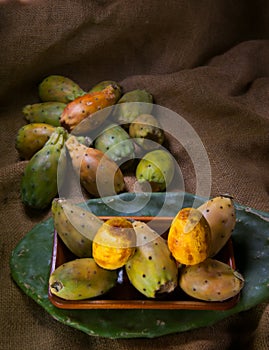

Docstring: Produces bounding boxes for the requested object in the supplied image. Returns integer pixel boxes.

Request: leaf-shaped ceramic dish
[10,192,269,339]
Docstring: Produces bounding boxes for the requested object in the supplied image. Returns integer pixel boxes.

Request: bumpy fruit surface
[60,84,121,132]
[179,258,244,301]
[94,123,135,164]
[167,208,212,265]
[51,198,103,257]
[136,149,175,191]
[22,102,66,126]
[15,123,55,159]
[125,221,178,298]
[197,195,236,256]
[49,258,118,300]
[38,75,85,103]
[129,114,165,150]
[65,136,125,197]
[113,89,153,127]
[20,127,68,209]
[89,80,121,93]
[93,218,136,270]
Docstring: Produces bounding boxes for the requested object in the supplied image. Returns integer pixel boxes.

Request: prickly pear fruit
[65,136,125,197]
[20,127,68,209]
[38,75,86,103]
[179,258,244,301]
[93,217,136,270]
[168,208,212,265]
[113,89,153,127]
[15,123,55,159]
[89,80,121,93]
[197,195,236,256]
[125,221,178,298]
[129,114,165,150]
[60,84,121,132]
[94,123,135,164]
[136,149,175,191]
[51,198,103,257]
[22,102,66,126]
[49,258,118,300]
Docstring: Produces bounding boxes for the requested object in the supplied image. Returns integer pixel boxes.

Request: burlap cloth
[1,1,269,349]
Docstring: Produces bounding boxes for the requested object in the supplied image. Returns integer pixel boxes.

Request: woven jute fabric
[1,1,269,349]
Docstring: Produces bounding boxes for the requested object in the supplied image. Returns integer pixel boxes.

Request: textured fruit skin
[168,208,212,265]
[94,123,135,164]
[89,80,121,93]
[179,258,244,301]
[60,84,121,132]
[38,75,85,103]
[51,198,103,258]
[129,114,165,150]
[113,89,153,126]
[49,258,118,300]
[125,221,178,298]
[136,149,175,191]
[93,218,136,270]
[20,127,68,209]
[22,102,66,126]
[65,136,125,197]
[197,195,236,256]
[15,123,55,159]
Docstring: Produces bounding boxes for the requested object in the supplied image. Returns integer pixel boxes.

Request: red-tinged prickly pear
[136,149,175,191]
[168,208,212,265]
[65,136,125,197]
[179,258,244,301]
[49,258,118,300]
[60,84,121,132]
[22,102,66,127]
[89,80,121,93]
[15,123,55,159]
[20,127,68,210]
[51,198,103,258]
[38,75,86,103]
[197,195,236,256]
[92,217,136,270]
[129,114,165,150]
[125,221,178,298]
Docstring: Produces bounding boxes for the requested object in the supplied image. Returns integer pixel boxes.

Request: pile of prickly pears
[49,195,245,303]
[16,75,175,210]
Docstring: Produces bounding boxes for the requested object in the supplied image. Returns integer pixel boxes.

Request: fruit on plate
[167,207,212,265]
[22,102,66,127]
[51,198,103,258]
[197,195,236,256]
[125,220,178,298]
[179,258,244,301]
[49,258,118,300]
[92,217,136,270]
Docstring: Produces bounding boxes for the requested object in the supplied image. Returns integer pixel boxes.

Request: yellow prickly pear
[22,102,66,127]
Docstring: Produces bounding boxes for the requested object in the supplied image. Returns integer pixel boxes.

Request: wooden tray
[48,216,240,310]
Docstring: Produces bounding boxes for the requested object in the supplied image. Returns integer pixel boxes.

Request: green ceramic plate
[10,192,269,338]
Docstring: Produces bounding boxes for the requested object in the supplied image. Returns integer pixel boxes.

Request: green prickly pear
[197,195,236,256]
[94,123,135,165]
[20,127,68,209]
[89,80,122,93]
[51,198,103,258]
[129,114,165,150]
[135,149,175,191]
[60,84,121,132]
[179,258,244,301]
[38,75,86,103]
[22,102,66,127]
[112,89,153,127]
[65,136,125,197]
[15,123,56,159]
[49,258,118,300]
[125,221,178,298]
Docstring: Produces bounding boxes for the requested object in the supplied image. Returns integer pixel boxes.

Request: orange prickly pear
[60,84,121,132]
